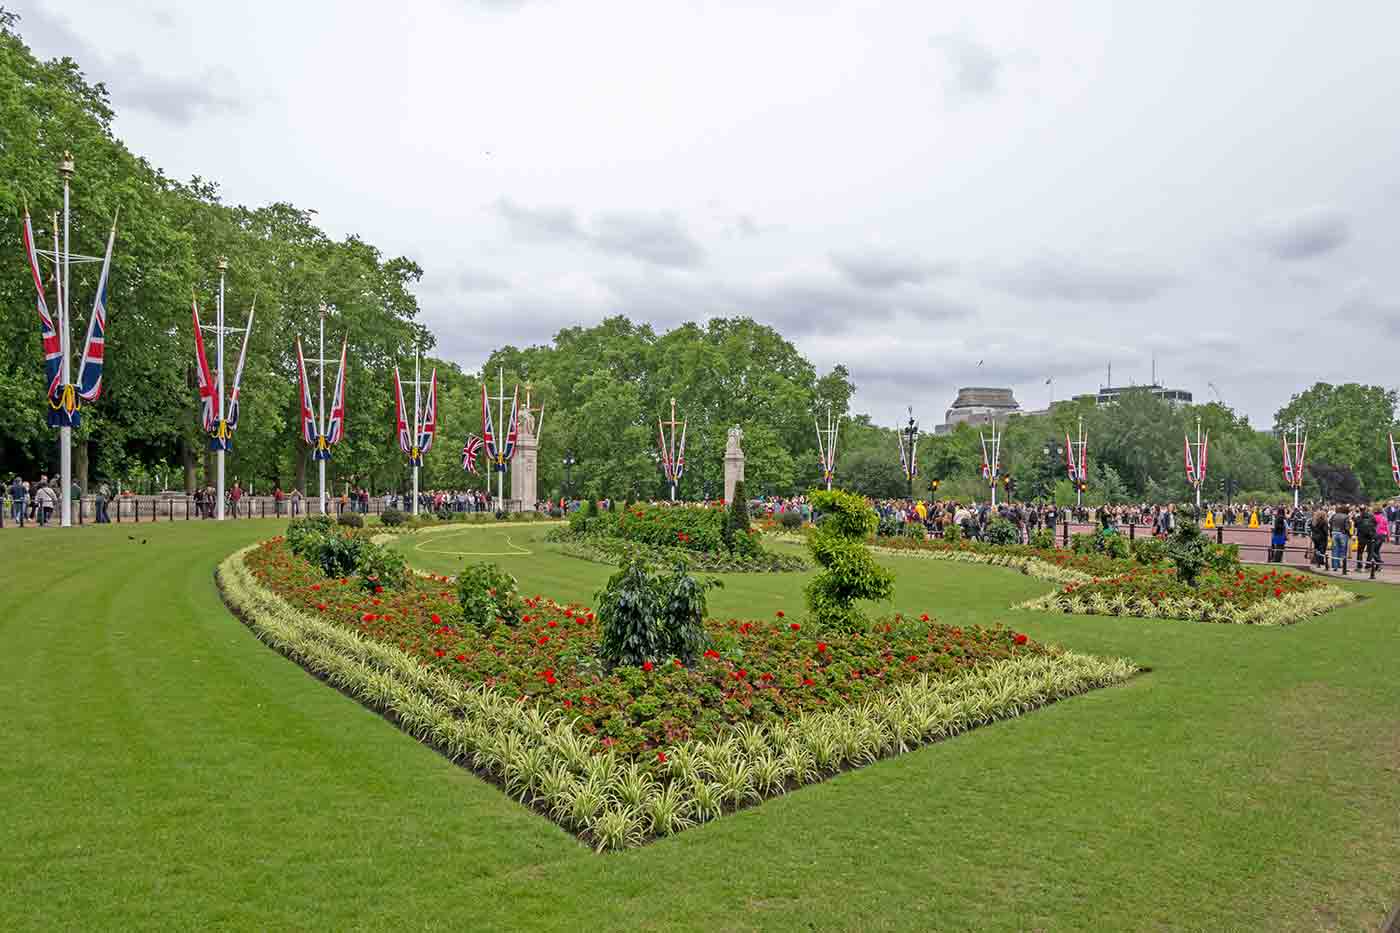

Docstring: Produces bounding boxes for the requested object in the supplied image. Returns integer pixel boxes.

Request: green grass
[3,519,1398,931]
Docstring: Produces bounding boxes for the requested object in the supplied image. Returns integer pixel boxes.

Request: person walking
[34,479,57,527]
[10,476,25,524]
[95,481,111,523]
[1269,510,1287,563]
[1309,509,1329,568]
[1329,506,1351,572]
[230,482,243,519]
[1372,506,1389,571]
[1355,506,1377,575]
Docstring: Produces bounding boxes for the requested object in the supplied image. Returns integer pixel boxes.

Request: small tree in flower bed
[1167,521,1210,587]
[597,557,718,667]
[805,488,894,631]
[457,561,524,632]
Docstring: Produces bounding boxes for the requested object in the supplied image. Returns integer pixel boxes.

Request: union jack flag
[463,434,484,474]
[499,384,519,469]
[295,338,318,447]
[394,367,413,459]
[416,368,438,460]
[75,221,116,403]
[1390,434,1399,487]
[225,302,255,437]
[192,297,216,432]
[674,421,687,482]
[21,211,62,408]
[325,337,347,447]
[481,382,498,462]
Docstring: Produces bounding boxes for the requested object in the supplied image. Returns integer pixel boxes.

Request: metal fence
[0,494,510,527]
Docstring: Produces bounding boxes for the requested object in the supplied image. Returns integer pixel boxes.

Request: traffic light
[1078,481,1087,493]
[1002,474,1013,488]
[928,478,940,494]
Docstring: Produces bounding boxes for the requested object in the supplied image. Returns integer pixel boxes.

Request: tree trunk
[75,439,89,493]
[202,449,213,490]
[181,436,196,494]
[295,444,307,495]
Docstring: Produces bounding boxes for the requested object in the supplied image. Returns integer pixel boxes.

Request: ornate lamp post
[897,407,919,498]
[562,451,576,499]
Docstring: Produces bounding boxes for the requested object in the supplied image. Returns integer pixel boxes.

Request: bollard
[1128,522,1135,541]
[1216,527,1224,545]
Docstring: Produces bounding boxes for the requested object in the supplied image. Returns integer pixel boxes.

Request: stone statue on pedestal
[724,425,745,503]
[510,408,539,511]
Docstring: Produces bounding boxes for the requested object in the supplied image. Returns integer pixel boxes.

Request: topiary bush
[804,488,895,632]
[337,511,364,529]
[380,508,406,527]
[657,561,719,662]
[1070,532,1097,554]
[1028,527,1056,550]
[356,541,408,590]
[1167,520,1211,587]
[778,510,803,530]
[313,533,365,578]
[942,522,962,542]
[286,515,335,556]
[1131,536,1167,565]
[597,557,665,667]
[457,561,524,632]
[724,480,750,551]
[1101,532,1130,560]
[984,518,1020,546]
[876,514,901,538]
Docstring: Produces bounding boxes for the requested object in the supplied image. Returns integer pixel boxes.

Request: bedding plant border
[217,542,1138,851]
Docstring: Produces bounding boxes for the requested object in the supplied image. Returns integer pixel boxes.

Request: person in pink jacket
[1372,508,1389,570]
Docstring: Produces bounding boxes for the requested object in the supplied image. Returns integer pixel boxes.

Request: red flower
[776,610,785,618]
[642,661,654,672]
[920,613,929,622]
[789,622,800,631]
[522,615,533,624]
[362,613,377,622]
[311,584,321,591]
[817,642,828,653]
[374,585,384,594]
[562,698,573,708]
[454,654,466,662]
[537,636,549,646]
[1014,633,1029,645]
[760,672,774,681]
[430,613,441,624]
[434,649,446,658]
[907,654,919,663]
[577,618,588,626]
[802,677,815,686]
[657,751,668,763]
[547,620,558,628]
[704,649,720,659]
[673,659,683,667]
[1273,587,1283,597]
[317,603,327,611]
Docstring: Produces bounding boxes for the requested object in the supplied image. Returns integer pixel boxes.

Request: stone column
[723,425,745,504]
[510,413,539,511]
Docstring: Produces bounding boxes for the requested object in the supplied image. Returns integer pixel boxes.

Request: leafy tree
[1274,383,1399,496]
[804,488,894,631]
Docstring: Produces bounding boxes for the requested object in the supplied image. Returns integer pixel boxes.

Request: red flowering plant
[244,537,1051,762]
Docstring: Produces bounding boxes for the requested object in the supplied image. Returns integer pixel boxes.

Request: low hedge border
[218,544,1137,851]
[869,544,1096,586]
[1015,585,1358,626]
[553,534,807,574]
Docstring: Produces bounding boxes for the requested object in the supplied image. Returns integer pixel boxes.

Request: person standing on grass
[34,479,56,526]
[10,476,25,523]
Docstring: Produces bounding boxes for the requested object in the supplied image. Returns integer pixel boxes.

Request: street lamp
[899,408,920,499]
[562,452,577,499]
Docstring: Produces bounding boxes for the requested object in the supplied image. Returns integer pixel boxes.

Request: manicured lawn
[3,519,1398,930]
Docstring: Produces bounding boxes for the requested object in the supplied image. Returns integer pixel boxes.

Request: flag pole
[59,154,73,527]
[412,347,421,516]
[318,304,327,515]
[215,258,227,520]
[497,367,505,512]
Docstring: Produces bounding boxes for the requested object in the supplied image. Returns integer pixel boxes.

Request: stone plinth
[723,425,745,503]
[510,412,539,511]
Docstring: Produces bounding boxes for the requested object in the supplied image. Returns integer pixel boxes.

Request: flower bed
[873,535,1137,579]
[553,534,807,574]
[223,537,1138,849]
[1016,566,1357,625]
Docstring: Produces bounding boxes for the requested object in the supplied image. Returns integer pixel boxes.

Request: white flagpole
[497,367,505,512]
[215,259,227,520]
[412,348,421,516]
[318,306,327,515]
[1194,417,1202,512]
[59,156,73,527]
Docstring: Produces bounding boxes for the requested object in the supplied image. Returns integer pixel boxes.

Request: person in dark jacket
[1310,509,1330,568]
[1354,508,1377,573]
[1328,507,1351,572]
[1269,511,1287,563]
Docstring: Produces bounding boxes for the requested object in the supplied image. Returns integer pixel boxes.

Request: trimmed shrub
[804,488,895,631]
[597,557,665,667]
[380,508,406,527]
[942,522,962,542]
[778,510,803,530]
[337,512,365,529]
[1167,521,1211,587]
[984,518,1019,547]
[586,498,600,518]
[1028,527,1056,550]
[286,515,334,556]
[457,561,524,632]
[357,542,408,590]
[1101,532,1130,560]
[1131,536,1167,565]
[313,533,365,578]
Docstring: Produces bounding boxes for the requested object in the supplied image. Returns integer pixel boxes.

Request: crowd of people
[7,474,114,525]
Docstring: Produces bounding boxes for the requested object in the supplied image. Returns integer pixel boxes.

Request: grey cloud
[454,268,510,292]
[1257,209,1350,260]
[592,211,704,267]
[493,198,585,242]
[495,200,704,267]
[20,8,241,126]
[992,253,1177,303]
[830,250,955,289]
[931,34,1006,96]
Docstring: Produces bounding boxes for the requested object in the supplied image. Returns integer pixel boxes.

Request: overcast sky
[16,0,1400,430]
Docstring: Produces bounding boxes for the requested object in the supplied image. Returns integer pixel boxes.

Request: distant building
[1071,383,1193,407]
[935,387,1021,435]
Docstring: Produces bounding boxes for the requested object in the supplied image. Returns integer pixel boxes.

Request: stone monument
[510,408,539,511]
[723,425,745,503]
